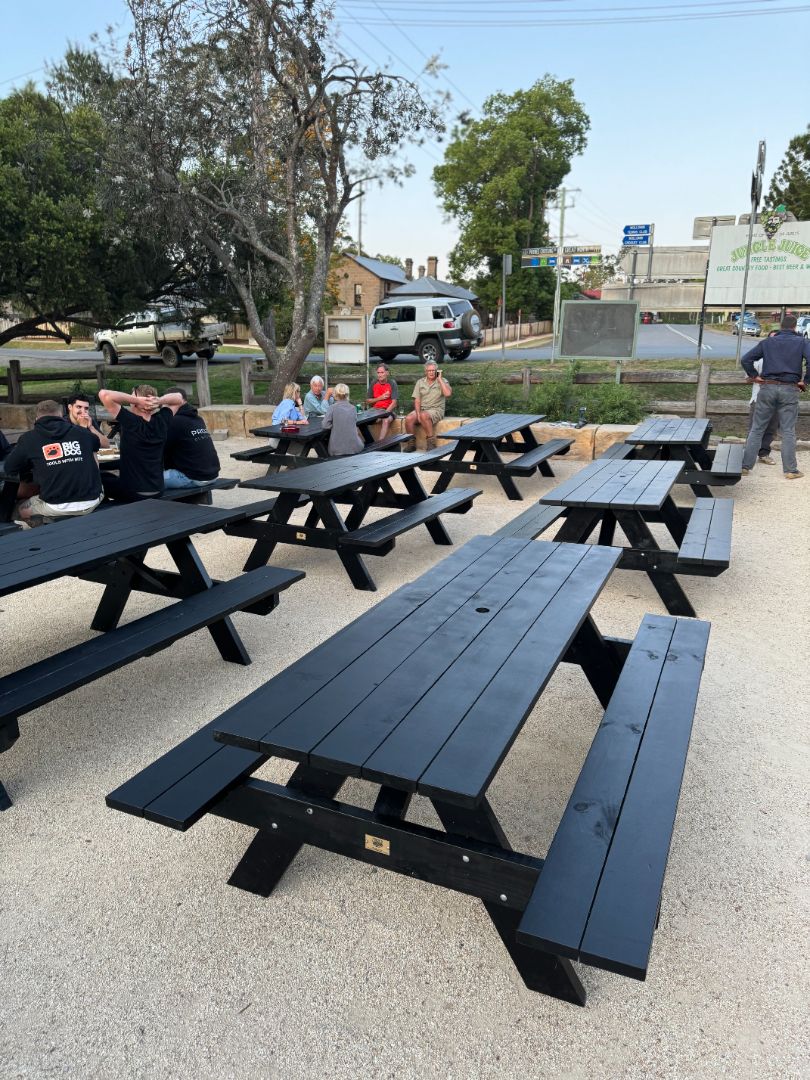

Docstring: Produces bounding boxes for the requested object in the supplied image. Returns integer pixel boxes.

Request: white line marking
[664,324,712,350]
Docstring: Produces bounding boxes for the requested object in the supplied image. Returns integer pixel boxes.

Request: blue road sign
[623,224,652,235]
[621,236,650,246]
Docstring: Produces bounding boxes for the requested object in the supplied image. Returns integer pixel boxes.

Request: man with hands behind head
[98,385,184,499]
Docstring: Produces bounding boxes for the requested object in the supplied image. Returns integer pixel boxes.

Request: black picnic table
[244,408,388,472]
[420,412,573,501]
[0,499,304,809]
[620,418,744,497]
[108,534,711,1006]
[230,447,480,590]
[539,456,733,617]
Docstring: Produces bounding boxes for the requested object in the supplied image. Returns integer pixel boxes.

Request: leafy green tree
[433,77,589,317]
[0,85,184,346]
[768,127,810,220]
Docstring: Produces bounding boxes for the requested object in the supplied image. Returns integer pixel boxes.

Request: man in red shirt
[366,363,398,439]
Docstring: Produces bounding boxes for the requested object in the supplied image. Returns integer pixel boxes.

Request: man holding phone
[405,361,452,450]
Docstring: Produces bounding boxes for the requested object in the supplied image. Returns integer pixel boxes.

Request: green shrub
[579,382,644,424]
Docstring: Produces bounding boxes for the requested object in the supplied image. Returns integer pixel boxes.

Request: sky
[3,0,809,280]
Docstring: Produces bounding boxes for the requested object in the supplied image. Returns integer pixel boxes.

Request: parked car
[732,316,761,337]
[795,315,810,338]
[640,311,653,324]
[368,297,483,363]
[94,306,229,367]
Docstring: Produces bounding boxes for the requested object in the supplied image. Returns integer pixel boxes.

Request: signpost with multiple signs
[521,245,601,268]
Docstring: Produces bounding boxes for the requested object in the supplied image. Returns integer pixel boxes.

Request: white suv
[368,297,483,363]
[796,315,810,338]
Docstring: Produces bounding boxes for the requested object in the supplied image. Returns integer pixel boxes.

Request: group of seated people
[272,364,400,457]
[2,385,221,525]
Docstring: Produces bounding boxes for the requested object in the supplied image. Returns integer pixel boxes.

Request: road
[477,322,762,363]
[1,324,762,370]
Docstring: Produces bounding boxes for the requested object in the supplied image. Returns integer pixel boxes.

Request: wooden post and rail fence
[2,355,808,421]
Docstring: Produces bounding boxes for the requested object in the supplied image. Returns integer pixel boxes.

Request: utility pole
[735,140,766,369]
[501,254,513,361]
[548,186,580,362]
[357,189,363,256]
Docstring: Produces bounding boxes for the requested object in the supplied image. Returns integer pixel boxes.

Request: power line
[337,3,810,26]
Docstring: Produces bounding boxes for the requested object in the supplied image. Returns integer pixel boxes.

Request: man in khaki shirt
[405,361,452,449]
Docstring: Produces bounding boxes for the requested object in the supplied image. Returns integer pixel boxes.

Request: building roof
[346,254,408,283]
[388,276,478,301]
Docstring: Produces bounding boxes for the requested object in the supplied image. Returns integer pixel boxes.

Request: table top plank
[439,414,545,442]
[214,537,622,807]
[0,502,238,597]
[211,535,521,751]
[541,459,683,511]
[309,542,565,777]
[249,409,381,441]
[238,447,454,497]
[627,418,711,447]
[415,545,622,804]
[246,539,543,763]
[363,544,620,798]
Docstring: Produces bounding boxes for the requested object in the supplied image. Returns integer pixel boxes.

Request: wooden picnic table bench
[228,446,481,591]
[622,418,744,497]
[419,413,573,501]
[0,499,304,809]
[509,457,734,617]
[107,535,710,1006]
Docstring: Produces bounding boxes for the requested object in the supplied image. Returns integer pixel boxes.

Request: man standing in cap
[741,314,810,479]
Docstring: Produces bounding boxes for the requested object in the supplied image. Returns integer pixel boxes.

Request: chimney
[404,257,413,281]
[426,255,438,279]
[417,264,425,278]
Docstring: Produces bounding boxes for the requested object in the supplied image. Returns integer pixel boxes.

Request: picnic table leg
[597,510,618,546]
[243,491,301,571]
[430,443,468,494]
[613,511,697,618]
[432,797,587,1005]
[90,555,145,631]
[564,614,624,708]
[553,508,603,544]
[480,443,523,501]
[227,764,346,896]
[0,779,11,811]
[399,467,453,545]
[316,496,378,591]
[167,538,251,664]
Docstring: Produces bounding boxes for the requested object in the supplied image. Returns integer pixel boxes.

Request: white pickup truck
[94,306,229,368]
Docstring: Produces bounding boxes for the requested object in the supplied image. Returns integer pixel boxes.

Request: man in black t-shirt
[163,386,220,488]
[4,399,102,523]
[98,385,184,500]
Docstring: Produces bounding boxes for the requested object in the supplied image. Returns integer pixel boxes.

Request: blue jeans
[163,469,209,489]
[742,384,800,473]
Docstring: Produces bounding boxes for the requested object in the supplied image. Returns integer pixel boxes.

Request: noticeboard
[558,300,639,360]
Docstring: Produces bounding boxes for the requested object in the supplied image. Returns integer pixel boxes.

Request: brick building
[332,254,474,316]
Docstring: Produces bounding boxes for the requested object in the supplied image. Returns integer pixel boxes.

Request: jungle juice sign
[705,221,810,306]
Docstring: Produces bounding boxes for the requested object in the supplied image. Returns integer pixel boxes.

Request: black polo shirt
[117,406,173,494]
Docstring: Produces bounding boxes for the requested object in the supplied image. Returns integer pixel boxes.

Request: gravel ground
[1,439,808,1080]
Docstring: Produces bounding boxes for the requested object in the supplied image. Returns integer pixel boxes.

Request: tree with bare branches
[89,0,443,399]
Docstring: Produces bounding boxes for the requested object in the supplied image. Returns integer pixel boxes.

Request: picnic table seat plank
[516,615,710,979]
[338,488,479,550]
[504,438,574,475]
[219,537,540,762]
[677,497,733,567]
[0,567,302,728]
[708,443,744,476]
[493,503,566,540]
[597,442,634,461]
